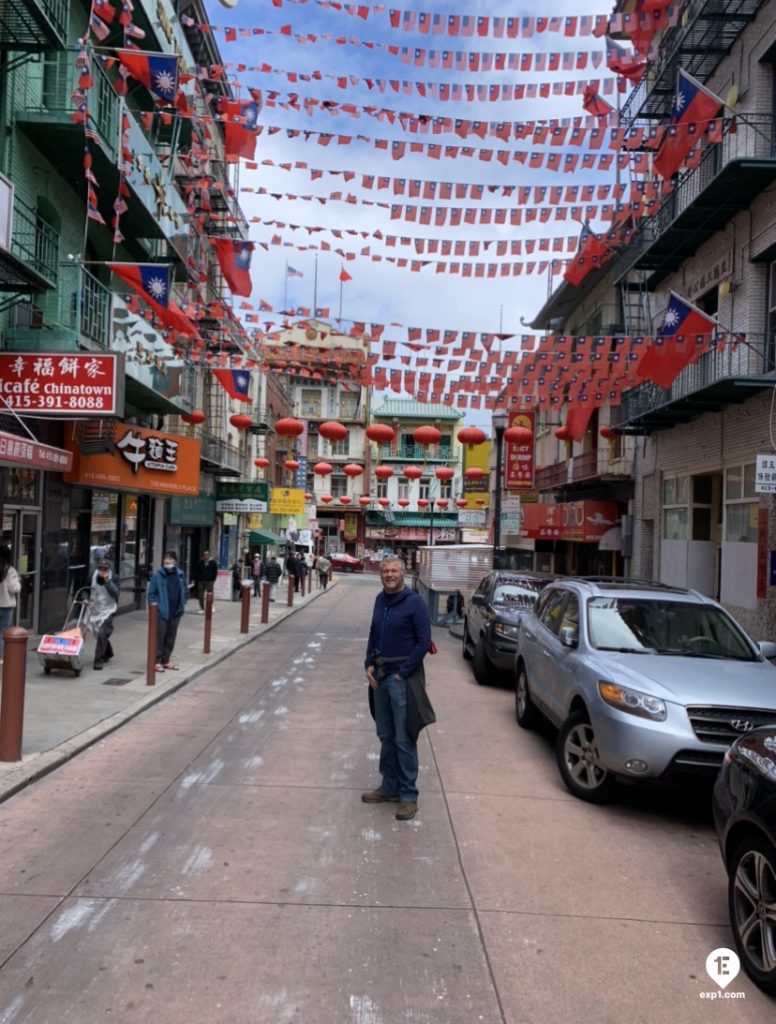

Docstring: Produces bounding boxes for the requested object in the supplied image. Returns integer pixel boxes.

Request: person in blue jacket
[148,550,186,672]
[363,555,434,821]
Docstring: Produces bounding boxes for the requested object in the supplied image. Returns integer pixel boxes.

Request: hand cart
[37,586,92,677]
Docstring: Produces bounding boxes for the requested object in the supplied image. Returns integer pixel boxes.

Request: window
[398,482,409,500]
[330,438,349,457]
[419,478,430,500]
[538,588,570,637]
[663,475,689,540]
[330,476,348,497]
[377,480,388,499]
[440,481,452,499]
[339,392,358,418]
[300,389,321,418]
[725,462,758,542]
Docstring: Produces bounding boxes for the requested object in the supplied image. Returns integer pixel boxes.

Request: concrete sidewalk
[0,577,335,802]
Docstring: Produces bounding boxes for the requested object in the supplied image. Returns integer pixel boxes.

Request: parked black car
[462,570,558,685]
[712,726,776,995]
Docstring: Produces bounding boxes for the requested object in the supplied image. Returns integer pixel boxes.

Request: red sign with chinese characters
[504,410,535,491]
[0,431,73,472]
[521,501,618,542]
[0,353,123,416]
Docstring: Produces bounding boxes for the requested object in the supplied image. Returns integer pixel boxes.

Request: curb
[0,582,336,804]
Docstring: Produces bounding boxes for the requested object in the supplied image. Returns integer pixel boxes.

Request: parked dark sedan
[713,726,776,995]
[462,571,557,685]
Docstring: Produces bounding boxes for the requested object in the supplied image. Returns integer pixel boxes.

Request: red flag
[637,292,717,388]
[582,84,614,118]
[109,263,197,338]
[339,267,352,282]
[213,238,253,297]
[653,69,724,179]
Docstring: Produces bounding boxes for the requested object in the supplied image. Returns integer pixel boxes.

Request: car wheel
[344,564,354,573]
[462,620,472,661]
[472,637,492,686]
[556,710,617,804]
[515,663,541,730]
[728,835,776,995]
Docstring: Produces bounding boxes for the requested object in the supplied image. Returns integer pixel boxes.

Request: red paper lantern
[358,495,371,507]
[464,467,486,481]
[403,465,423,480]
[397,498,410,508]
[230,413,252,430]
[313,461,333,476]
[436,498,449,509]
[366,423,395,443]
[320,495,334,504]
[304,492,313,501]
[456,498,468,508]
[435,467,454,481]
[457,426,486,447]
[555,427,570,441]
[319,420,348,442]
[181,410,205,425]
[504,426,533,445]
[253,457,270,469]
[275,417,304,437]
[284,459,300,471]
[413,425,441,447]
[377,497,391,508]
[374,465,394,480]
[344,463,363,477]
[600,425,618,440]
[338,495,352,505]
[417,498,430,508]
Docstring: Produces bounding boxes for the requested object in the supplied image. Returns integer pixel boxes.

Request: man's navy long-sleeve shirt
[365,586,431,679]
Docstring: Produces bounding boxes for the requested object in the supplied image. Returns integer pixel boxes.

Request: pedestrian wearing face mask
[147,550,186,672]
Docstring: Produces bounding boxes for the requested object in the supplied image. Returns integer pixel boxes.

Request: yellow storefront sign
[269,487,305,516]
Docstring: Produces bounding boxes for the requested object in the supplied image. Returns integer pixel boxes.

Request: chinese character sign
[755,454,776,493]
[504,410,535,491]
[0,353,123,416]
[63,421,199,496]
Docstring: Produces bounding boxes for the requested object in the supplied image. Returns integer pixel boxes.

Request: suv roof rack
[572,576,689,592]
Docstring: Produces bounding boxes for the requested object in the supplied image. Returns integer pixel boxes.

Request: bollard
[287,574,294,607]
[307,570,312,595]
[203,589,213,654]
[240,581,251,633]
[261,580,270,624]
[146,602,158,686]
[0,627,29,762]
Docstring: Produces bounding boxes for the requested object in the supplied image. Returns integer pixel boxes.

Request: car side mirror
[470,593,485,607]
[757,640,776,659]
[559,626,578,648]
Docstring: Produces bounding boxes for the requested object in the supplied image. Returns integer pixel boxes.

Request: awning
[598,526,622,552]
[249,529,284,547]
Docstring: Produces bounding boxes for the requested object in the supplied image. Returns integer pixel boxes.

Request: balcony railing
[200,434,242,475]
[535,462,569,491]
[613,332,775,427]
[0,0,68,50]
[376,443,453,462]
[614,115,775,282]
[11,196,59,287]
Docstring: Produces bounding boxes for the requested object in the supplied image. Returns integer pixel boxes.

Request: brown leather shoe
[361,788,400,803]
[395,802,417,820]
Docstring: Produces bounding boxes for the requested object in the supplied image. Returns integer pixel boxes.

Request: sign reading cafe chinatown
[0,353,124,416]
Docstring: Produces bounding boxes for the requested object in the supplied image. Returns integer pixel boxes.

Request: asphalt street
[0,576,773,1023]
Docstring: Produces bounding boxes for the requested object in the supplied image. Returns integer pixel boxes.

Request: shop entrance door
[2,509,41,632]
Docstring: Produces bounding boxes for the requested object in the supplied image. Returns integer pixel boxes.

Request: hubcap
[732,850,776,976]
[517,676,527,716]
[564,722,608,791]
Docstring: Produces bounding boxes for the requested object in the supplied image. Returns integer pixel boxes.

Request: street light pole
[492,411,508,569]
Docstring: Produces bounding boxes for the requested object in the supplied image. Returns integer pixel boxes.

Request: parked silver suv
[515,578,776,803]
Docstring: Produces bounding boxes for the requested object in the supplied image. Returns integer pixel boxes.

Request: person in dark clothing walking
[295,553,308,594]
[148,551,186,672]
[263,556,282,601]
[285,550,299,591]
[194,550,217,613]
[363,556,433,821]
[90,558,119,670]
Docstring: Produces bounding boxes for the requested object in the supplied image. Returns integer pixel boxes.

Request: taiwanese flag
[215,91,262,162]
[582,84,614,118]
[563,224,609,287]
[637,292,717,388]
[109,263,197,338]
[653,69,724,179]
[117,50,179,104]
[213,238,253,297]
[212,368,252,403]
[605,38,646,82]
[564,404,595,443]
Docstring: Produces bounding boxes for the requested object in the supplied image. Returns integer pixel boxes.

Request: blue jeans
[0,606,14,656]
[373,674,418,803]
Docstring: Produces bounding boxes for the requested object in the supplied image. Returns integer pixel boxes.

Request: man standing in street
[263,556,282,601]
[316,552,331,589]
[295,552,308,594]
[194,549,217,614]
[363,556,435,821]
[148,551,186,673]
[90,558,119,670]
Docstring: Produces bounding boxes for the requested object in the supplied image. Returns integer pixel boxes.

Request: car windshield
[492,584,542,608]
[586,597,757,660]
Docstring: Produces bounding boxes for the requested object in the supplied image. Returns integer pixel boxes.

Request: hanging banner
[505,411,535,490]
[269,487,305,515]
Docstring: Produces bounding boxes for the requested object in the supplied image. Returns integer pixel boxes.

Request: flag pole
[283,261,288,313]
[313,253,318,317]
[338,270,344,322]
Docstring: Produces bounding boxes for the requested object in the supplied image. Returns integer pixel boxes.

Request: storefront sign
[501,496,522,534]
[521,501,618,542]
[169,495,216,526]
[269,487,305,516]
[343,512,359,541]
[368,526,457,542]
[458,509,487,527]
[505,410,535,491]
[0,431,72,472]
[215,481,269,513]
[63,422,200,496]
[462,440,490,504]
[0,353,123,416]
[755,454,776,493]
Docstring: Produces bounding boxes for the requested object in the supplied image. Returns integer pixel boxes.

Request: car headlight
[494,622,519,640]
[598,681,666,721]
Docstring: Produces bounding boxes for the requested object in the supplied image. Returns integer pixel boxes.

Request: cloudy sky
[200,0,620,415]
